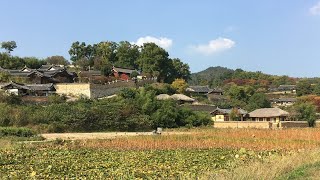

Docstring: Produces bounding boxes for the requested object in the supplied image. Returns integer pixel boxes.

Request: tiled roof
[211,107,248,115]
[112,67,139,74]
[186,86,212,93]
[26,83,55,91]
[271,98,297,103]
[0,82,55,91]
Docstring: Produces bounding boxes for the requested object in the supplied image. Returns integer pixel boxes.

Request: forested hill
[189,66,299,88]
[189,66,234,86]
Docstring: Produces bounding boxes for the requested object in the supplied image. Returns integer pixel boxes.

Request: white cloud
[310,1,320,15]
[191,37,235,55]
[132,36,173,50]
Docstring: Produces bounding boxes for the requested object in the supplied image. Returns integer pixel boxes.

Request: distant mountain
[189,66,299,88]
[189,66,234,86]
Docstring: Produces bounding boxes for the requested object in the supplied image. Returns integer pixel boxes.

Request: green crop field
[2,128,320,179]
[0,145,266,179]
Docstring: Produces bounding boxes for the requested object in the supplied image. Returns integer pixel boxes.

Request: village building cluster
[0,65,145,98]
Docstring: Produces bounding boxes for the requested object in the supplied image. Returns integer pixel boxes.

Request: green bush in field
[0,127,36,137]
[48,94,66,104]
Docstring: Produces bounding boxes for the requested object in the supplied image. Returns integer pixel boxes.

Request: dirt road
[41,132,191,140]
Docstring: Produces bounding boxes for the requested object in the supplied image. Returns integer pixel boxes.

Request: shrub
[48,94,66,104]
[0,127,36,137]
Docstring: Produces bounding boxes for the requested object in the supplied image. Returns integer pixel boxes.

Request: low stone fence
[280,121,309,128]
[214,121,314,129]
[214,121,272,129]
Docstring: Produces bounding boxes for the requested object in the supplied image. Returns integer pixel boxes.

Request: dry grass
[207,150,320,180]
[54,128,320,151]
[0,138,13,150]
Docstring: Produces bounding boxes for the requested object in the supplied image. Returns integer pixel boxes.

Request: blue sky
[1,0,320,77]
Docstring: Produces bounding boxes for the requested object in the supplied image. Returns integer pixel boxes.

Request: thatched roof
[112,67,140,74]
[249,108,289,118]
[211,107,248,115]
[156,94,172,100]
[156,94,195,102]
[171,94,195,102]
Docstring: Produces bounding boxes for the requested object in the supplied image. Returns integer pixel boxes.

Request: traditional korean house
[112,67,140,80]
[0,65,76,84]
[186,86,212,95]
[271,98,297,107]
[211,107,248,121]
[248,108,289,122]
[0,82,56,96]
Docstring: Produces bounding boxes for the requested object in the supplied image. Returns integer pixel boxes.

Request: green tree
[152,100,178,128]
[69,41,86,62]
[227,85,247,102]
[69,42,96,67]
[294,102,317,127]
[229,108,241,121]
[246,93,271,111]
[45,56,69,65]
[1,41,17,54]
[313,83,320,96]
[137,43,170,82]
[115,41,139,69]
[24,57,46,69]
[170,58,191,82]
[96,41,118,64]
[0,53,25,69]
[296,80,312,96]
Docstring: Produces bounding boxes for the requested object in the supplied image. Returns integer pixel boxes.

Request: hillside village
[1,40,320,131]
[3,1,320,179]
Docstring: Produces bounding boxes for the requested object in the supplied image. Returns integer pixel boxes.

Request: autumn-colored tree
[171,78,188,94]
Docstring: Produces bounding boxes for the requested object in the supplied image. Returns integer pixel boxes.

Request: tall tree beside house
[69,41,98,69]
[171,58,191,81]
[294,102,317,127]
[45,56,69,65]
[137,43,171,82]
[0,53,25,69]
[94,41,118,74]
[69,41,86,62]
[115,41,139,69]
[1,41,17,54]
[229,108,241,121]
[245,93,271,112]
[96,41,118,64]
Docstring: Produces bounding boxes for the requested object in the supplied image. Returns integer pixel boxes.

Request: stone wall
[213,121,316,129]
[55,79,156,99]
[214,121,272,129]
[280,121,309,128]
[55,83,91,98]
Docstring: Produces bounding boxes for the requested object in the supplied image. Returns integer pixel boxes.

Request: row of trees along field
[0,41,191,83]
